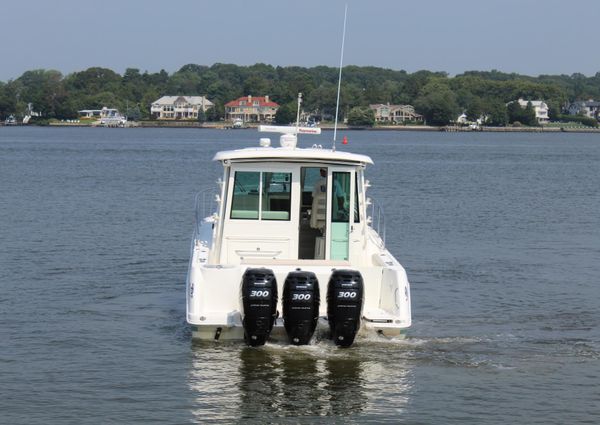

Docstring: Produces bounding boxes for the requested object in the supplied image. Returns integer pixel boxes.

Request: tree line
[1,64,600,126]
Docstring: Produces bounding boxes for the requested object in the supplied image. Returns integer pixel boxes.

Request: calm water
[1,127,599,424]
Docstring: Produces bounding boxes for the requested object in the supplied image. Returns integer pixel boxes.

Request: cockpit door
[299,167,326,259]
[330,171,352,260]
[298,168,357,261]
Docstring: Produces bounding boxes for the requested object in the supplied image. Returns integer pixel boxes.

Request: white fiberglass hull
[186,235,411,344]
[190,318,408,342]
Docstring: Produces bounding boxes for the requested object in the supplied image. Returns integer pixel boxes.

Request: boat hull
[190,318,408,342]
[187,239,412,344]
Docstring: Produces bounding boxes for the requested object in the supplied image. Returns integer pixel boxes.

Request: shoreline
[3,121,599,133]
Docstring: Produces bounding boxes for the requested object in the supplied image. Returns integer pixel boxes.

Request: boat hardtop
[186,125,411,347]
[213,145,373,166]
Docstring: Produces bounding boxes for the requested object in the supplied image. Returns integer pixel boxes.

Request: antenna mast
[333,4,348,151]
[295,92,302,131]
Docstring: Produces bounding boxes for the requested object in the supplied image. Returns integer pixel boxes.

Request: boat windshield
[230,171,291,220]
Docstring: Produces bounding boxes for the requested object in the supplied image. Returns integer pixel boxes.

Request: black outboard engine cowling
[327,270,364,347]
[283,271,320,345]
[240,268,278,346]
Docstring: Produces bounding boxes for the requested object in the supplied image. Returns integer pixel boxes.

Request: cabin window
[230,171,291,220]
[261,172,291,220]
[230,171,260,219]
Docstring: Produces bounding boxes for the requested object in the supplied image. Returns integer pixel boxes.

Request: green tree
[507,101,522,124]
[243,74,271,96]
[205,101,224,121]
[0,82,17,119]
[305,83,338,120]
[127,105,142,121]
[167,71,201,94]
[482,99,508,126]
[508,100,536,125]
[4,63,600,126]
[65,67,120,93]
[140,89,160,120]
[197,108,206,123]
[274,101,297,125]
[346,107,375,127]
[402,70,436,100]
[121,68,146,100]
[547,101,561,121]
[414,80,460,125]
[88,91,120,110]
[465,96,484,121]
[524,101,537,125]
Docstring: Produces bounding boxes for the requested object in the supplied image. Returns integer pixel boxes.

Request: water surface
[1,127,598,424]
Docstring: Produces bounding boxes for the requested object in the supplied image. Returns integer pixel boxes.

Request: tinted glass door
[330,172,351,260]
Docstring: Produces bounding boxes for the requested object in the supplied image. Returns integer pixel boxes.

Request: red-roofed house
[225,95,279,123]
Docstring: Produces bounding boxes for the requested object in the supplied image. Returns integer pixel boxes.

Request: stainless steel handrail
[368,198,386,248]
[194,188,218,239]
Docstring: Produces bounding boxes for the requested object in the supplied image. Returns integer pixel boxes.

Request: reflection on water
[188,342,413,423]
[238,346,367,420]
[188,342,242,423]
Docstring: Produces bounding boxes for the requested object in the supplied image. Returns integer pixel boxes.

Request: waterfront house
[78,109,102,118]
[151,96,214,120]
[515,98,550,124]
[369,103,423,123]
[567,100,600,120]
[225,95,279,123]
[78,107,122,119]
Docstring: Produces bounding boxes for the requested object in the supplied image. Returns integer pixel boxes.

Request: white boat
[99,115,127,127]
[99,108,127,127]
[186,125,412,347]
[232,118,244,129]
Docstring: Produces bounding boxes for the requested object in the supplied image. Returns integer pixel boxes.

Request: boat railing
[367,198,386,248]
[194,188,218,238]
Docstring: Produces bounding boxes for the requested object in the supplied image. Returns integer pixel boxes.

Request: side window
[262,172,291,220]
[230,171,260,219]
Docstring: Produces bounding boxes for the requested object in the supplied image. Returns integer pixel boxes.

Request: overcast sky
[1,0,599,81]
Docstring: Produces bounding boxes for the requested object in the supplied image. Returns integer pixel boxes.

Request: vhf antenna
[332,4,348,152]
[295,92,302,131]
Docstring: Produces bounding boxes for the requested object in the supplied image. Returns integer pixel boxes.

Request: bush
[558,114,598,127]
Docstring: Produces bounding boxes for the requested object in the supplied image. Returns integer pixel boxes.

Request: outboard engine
[283,271,320,345]
[327,270,364,347]
[240,268,278,347]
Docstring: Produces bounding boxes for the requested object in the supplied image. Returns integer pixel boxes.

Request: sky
[1,0,599,81]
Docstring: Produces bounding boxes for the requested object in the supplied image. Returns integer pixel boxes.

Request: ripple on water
[2,129,600,424]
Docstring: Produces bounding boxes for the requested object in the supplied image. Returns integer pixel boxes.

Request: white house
[567,100,600,119]
[369,103,423,123]
[151,96,214,120]
[516,98,549,124]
